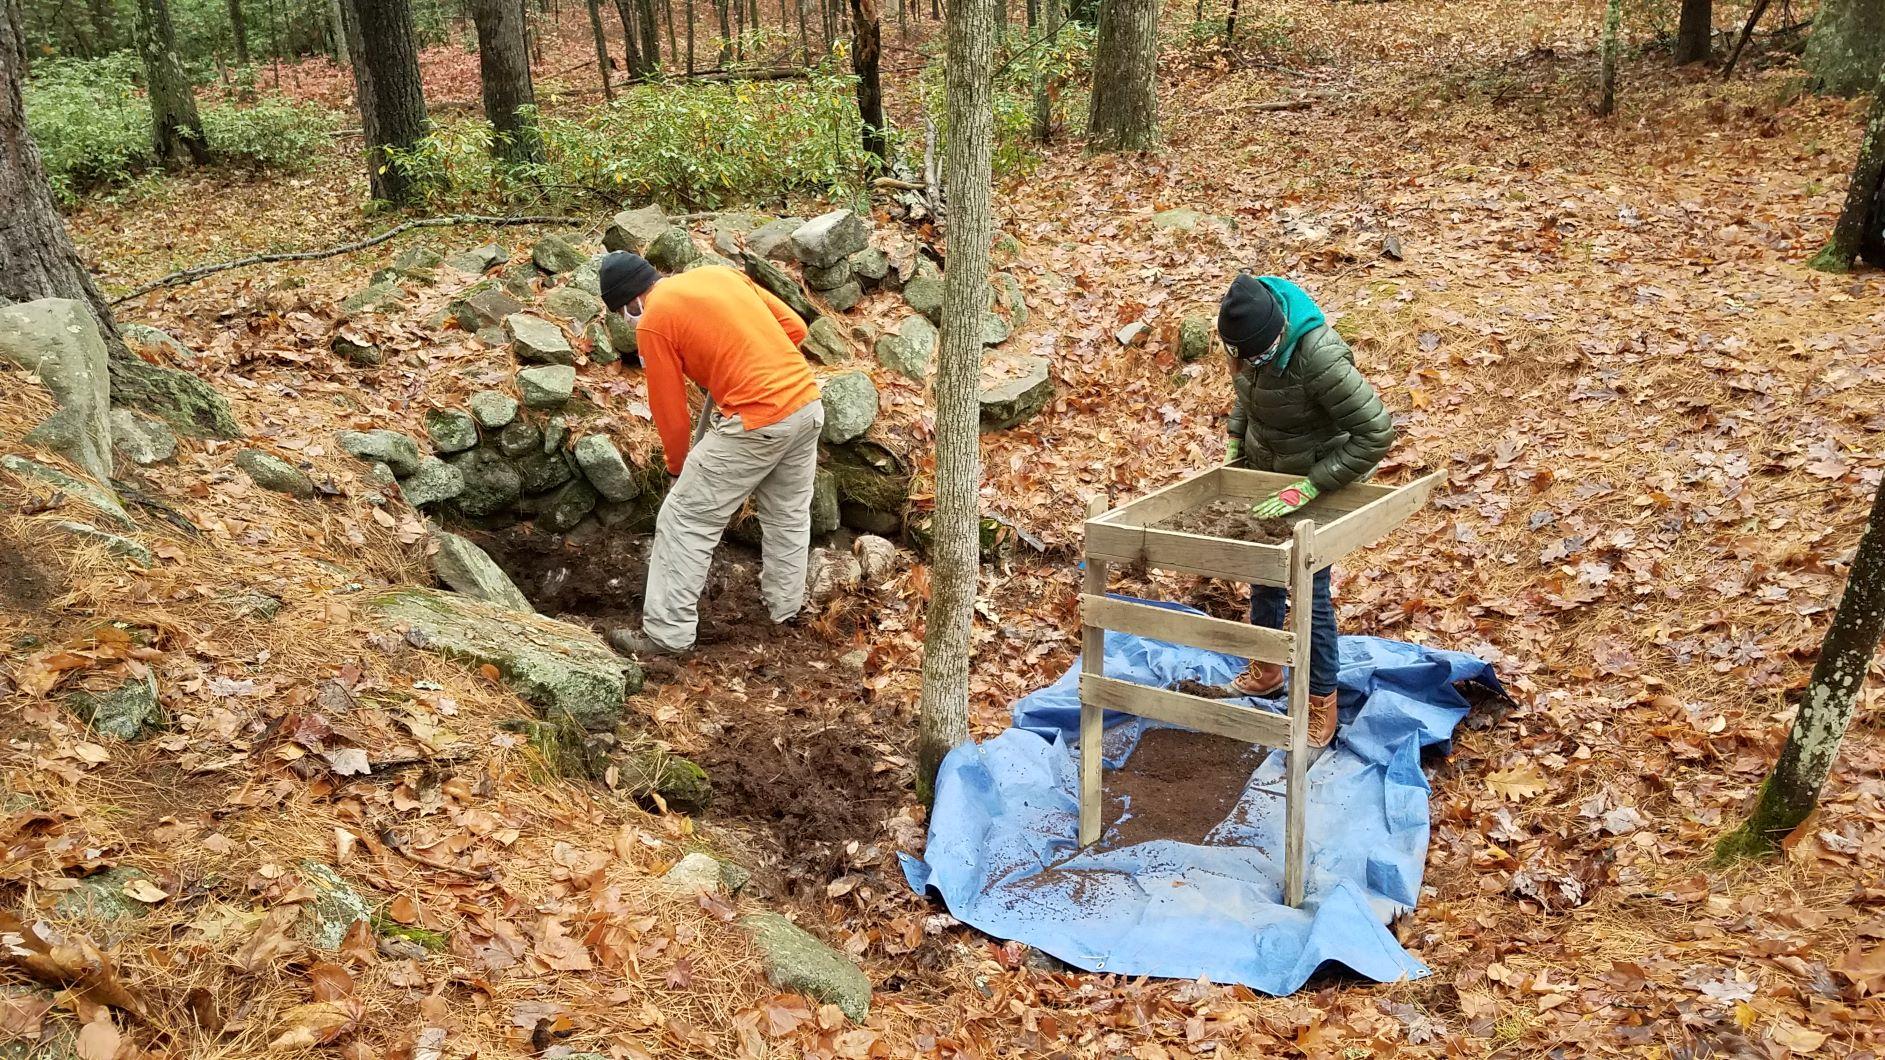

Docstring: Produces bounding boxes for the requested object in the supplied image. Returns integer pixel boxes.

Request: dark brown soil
[468,523,894,903]
[1104,728,1262,847]
[0,537,59,613]
[1172,678,1235,699]
[470,525,800,647]
[1155,498,1298,544]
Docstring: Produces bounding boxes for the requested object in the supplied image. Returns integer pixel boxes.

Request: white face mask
[621,297,644,326]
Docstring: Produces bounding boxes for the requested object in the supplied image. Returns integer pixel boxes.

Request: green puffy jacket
[1228,324,1395,493]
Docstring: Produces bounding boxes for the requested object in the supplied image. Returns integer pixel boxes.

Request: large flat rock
[368,586,639,730]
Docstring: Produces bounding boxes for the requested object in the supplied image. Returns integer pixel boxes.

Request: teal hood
[1257,276,1326,375]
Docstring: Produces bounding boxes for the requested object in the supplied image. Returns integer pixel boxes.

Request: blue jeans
[1249,567,1338,697]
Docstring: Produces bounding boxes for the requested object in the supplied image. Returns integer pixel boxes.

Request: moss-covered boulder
[615,737,713,814]
[741,252,820,323]
[532,234,588,275]
[604,205,670,254]
[819,372,879,444]
[2,454,132,528]
[1179,312,1215,362]
[978,355,1054,430]
[52,867,152,935]
[108,357,241,438]
[741,912,872,1020]
[62,673,163,740]
[237,449,315,499]
[296,860,372,950]
[368,586,640,730]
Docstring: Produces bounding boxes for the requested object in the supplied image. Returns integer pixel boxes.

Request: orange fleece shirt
[633,266,816,475]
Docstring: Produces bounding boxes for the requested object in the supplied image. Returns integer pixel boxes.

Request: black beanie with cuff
[1217,274,1284,360]
[599,252,659,311]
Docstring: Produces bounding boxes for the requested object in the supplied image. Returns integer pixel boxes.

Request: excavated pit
[468,523,908,906]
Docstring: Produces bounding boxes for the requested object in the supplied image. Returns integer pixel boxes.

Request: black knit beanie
[1217,274,1283,359]
[599,252,659,311]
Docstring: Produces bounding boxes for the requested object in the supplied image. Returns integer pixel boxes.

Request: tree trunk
[850,0,885,167]
[1805,0,1885,96]
[1810,61,1885,271]
[1674,0,1709,63]
[795,0,808,61]
[916,0,994,805]
[472,0,541,163]
[637,0,660,68]
[229,0,250,63]
[1030,0,1060,141]
[663,0,677,69]
[586,0,614,98]
[1718,474,1885,860]
[340,0,431,204]
[615,0,649,78]
[712,0,730,64]
[135,0,209,166]
[329,0,348,64]
[1087,0,1157,151]
[87,0,114,52]
[0,0,123,346]
[686,0,696,70]
[1598,0,1621,116]
[1224,0,1238,46]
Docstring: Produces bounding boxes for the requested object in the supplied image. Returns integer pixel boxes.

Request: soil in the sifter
[1155,498,1299,543]
[1103,727,1262,847]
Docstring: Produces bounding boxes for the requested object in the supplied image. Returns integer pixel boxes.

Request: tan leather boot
[1233,661,1285,697]
[1307,691,1338,748]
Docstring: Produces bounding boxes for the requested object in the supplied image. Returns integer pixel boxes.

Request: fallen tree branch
[110,214,588,304]
[872,176,929,191]
[1245,97,1315,111]
[675,65,812,81]
[1720,0,1772,80]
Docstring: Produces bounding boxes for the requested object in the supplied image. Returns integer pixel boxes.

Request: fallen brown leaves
[4,0,1883,1055]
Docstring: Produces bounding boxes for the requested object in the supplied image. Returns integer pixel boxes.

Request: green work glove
[1226,437,1242,463]
[1252,478,1317,518]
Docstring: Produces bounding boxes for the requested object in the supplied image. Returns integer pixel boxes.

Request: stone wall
[317,204,1068,543]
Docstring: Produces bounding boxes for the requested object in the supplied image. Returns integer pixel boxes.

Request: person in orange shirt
[597,252,826,656]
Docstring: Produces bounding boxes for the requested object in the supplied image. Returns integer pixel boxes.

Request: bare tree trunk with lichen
[0,0,123,349]
[1087,0,1157,150]
[1810,59,1885,271]
[1718,475,1885,861]
[1805,0,1885,95]
[915,0,995,805]
[472,0,543,163]
[1598,0,1621,116]
[135,0,210,165]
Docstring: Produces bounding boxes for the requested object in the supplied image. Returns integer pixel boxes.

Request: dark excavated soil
[468,524,893,903]
[1103,727,1262,847]
[1154,498,1298,543]
[0,537,59,613]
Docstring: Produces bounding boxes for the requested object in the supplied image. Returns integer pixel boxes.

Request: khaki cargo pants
[642,400,825,650]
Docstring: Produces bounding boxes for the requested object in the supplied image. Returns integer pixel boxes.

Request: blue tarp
[901,602,1500,996]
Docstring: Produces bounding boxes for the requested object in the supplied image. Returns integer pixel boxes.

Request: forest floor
[8,0,1885,1055]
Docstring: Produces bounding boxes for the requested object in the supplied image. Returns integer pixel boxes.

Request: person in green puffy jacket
[1216,273,1395,747]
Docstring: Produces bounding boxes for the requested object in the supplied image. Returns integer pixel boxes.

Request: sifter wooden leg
[1283,519,1314,906]
[1078,559,1108,846]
